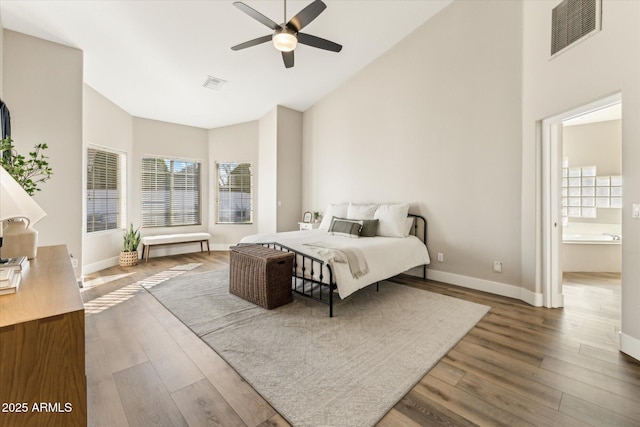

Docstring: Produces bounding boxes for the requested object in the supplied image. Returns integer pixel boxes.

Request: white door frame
[541,92,622,308]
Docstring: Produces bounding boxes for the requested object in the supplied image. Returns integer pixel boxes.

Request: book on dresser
[2,255,28,271]
[0,267,21,295]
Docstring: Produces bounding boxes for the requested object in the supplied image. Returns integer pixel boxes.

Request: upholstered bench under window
[140,232,211,262]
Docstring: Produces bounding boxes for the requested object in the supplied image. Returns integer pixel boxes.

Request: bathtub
[562,223,621,272]
[563,232,621,243]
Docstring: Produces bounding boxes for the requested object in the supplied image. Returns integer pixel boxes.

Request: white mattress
[239,229,430,299]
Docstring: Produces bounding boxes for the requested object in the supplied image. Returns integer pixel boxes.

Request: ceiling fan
[231,0,342,68]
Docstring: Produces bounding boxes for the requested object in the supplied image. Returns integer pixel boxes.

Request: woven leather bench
[140,232,211,262]
[229,245,294,309]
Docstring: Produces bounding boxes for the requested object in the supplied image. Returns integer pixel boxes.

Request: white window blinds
[216,162,253,224]
[141,157,201,227]
[87,147,124,232]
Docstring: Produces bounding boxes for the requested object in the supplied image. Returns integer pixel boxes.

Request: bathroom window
[562,163,596,219]
[562,158,623,222]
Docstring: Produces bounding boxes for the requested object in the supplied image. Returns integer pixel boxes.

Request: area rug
[144,269,490,427]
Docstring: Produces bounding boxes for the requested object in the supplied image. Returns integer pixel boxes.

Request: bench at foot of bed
[140,232,211,262]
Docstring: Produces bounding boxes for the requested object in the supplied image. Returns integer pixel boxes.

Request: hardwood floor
[82,254,640,426]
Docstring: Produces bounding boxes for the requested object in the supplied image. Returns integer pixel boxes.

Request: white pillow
[347,203,378,220]
[319,203,349,230]
[374,203,411,237]
[404,217,414,237]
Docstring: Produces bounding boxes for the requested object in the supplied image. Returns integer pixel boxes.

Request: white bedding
[239,229,430,299]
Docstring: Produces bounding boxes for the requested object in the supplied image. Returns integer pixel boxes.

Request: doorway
[541,93,622,308]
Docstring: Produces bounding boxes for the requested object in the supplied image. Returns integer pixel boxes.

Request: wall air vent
[202,76,227,91]
[551,0,601,57]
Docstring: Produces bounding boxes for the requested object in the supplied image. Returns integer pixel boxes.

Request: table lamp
[0,166,46,263]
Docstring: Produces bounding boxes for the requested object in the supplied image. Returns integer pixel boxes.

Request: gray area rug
[144,269,490,427]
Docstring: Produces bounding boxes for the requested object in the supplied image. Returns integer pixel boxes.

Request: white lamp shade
[0,166,46,227]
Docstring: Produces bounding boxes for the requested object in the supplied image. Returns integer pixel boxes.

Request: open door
[541,93,622,308]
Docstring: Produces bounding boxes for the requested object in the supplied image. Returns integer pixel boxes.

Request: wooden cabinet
[0,245,86,427]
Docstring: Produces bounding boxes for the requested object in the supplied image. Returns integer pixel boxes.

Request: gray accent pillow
[333,217,378,237]
[329,218,362,238]
[359,219,379,237]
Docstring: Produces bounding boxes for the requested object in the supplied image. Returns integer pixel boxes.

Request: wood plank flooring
[82,254,640,426]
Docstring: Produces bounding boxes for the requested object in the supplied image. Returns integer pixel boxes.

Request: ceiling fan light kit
[273,28,297,52]
[231,0,342,68]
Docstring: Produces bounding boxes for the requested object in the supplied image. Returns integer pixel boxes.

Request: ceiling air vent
[551,0,601,57]
[202,76,227,91]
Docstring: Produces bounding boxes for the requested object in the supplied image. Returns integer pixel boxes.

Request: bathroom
[562,104,621,273]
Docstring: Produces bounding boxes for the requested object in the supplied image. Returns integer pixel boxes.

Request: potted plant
[0,136,53,259]
[119,224,141,267]
[0,136,53,195]
[313,212,321,223]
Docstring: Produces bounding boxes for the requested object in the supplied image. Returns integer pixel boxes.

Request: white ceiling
[1,0,452,129]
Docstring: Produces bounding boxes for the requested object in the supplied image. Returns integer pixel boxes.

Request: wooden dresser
[0,245,86,427]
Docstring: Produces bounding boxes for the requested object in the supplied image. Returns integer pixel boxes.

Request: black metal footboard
[238,242,337,317]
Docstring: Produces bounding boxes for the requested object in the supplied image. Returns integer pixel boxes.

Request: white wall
[258,107,278,234]
[82,84,134,274]
[0,10,4,97]
[302,0,524,294]
[276,106,303,232]
[209,120,259,248]
[132,117,209,257]
[521,0,640,358]
[258,105,303,234]
[3,30,83,276]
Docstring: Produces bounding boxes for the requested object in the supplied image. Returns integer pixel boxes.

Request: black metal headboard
[408,213,428,279]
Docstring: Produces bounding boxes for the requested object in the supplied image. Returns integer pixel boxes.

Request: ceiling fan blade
[287,0,326,32]
[297,33,342,52]
[231,35,272,51]
[282,51,294,68]
[233,2,280,30]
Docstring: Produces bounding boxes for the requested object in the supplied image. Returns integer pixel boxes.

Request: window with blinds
[141,157,201,227]
[216,162,253,224]
[87,147,125,232]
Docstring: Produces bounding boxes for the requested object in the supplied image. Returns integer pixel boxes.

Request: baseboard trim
[426,269,543,307]
[84,245,232,273]
[620,332,640,362]
[83,256,120,276]
[212,243,233,251]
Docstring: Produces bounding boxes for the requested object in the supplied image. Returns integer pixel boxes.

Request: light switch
[633,204,640,219]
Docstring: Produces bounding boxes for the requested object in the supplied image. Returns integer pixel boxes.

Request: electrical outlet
[71,257,78,268]
[493,261,502,273]
[437,253,444,262]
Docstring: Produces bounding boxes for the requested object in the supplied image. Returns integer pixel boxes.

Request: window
[561,158,622,224]
[216,162,253,224]
[563,164,597,219]
[141,157,201,227]
[87,147,125,233]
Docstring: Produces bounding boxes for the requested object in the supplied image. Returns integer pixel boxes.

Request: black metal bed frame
[243,213,428,317]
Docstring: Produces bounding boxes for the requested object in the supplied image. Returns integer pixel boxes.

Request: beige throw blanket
[303,242,370,279]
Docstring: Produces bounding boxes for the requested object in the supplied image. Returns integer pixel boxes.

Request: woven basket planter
[119,250,139,267]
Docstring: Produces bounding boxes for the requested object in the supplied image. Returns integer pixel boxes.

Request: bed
[238,203,430,317]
